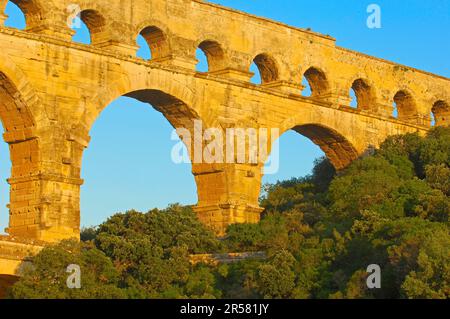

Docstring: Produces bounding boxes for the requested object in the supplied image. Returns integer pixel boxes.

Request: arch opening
[301,75,312,97]
[432,100,450,126]
[262,124,358,201]
[72,9,106,45]
[350,78,376,110]
[349,88,357,108]
[0,124,9,235]
[3,1,25,29]
[303,67,329,97]
[252,53,279,84]
[0,72,34,135]
[0,72,37,235]
[196,47,208,73]
[262,130,326,186]
[250,61,262,85]
[393,90,417,120]
[81,89,199,231]
[3,0,41,30]
[71,17,90,45]
[196,40,225,73]
[138,26,170,61]
[292,124,359,171]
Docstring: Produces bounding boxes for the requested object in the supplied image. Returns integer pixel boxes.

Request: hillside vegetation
[8,127,450,299]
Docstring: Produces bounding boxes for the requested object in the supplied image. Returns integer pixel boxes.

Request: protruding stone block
[209,68,254,82]
[96,41,140,57]
[262,80,304,95]
[321,93,352,108]
[156,55,199,70]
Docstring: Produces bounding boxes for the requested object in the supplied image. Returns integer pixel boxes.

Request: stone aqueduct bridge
[0,0,449,279]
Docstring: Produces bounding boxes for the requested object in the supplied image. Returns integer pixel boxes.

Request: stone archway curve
[0,49,43,130]
[277,114,361,170]
[78,68,206,138]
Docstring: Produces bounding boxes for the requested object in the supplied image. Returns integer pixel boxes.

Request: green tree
[256,250,296,299]
[9,240,125,299]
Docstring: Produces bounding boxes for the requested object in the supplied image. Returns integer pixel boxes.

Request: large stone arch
[278,116,361,170]
[70,69,210,233]
[77,68,207,169]
[79,70,203,136]
[0,51,42,157]
[0,52,44,239]
[292,124,360,170]
[0,49,43,123]
[0,72,39,176]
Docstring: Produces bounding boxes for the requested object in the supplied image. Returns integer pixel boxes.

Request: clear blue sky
[0,0,449,232]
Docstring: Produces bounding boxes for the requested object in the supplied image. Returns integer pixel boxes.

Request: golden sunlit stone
[0,0,448,280]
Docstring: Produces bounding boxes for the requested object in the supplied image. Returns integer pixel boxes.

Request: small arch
[393,90,417,120]
[350,78,376,110]
[0,71,39,237]
[73,9,107,45]
[349,87,357,108]
[3,0,41,30]
[252,53,279,84]
[196,47,208,72]
[71,17,90,44]
[250,61,262,85]
[392,100,399,118]
[432,100,450,126]
[138,26,170,60]
[430,111,436,127]
[136,33,151,60]
[301,75,312,97]
[196,40,225,72]
[303,67,329,97]
[3,1,25,29]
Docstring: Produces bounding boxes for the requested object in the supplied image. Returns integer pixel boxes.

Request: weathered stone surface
[0,1,448,278]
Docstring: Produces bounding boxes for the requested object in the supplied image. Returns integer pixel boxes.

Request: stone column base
[194,203,264,236]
